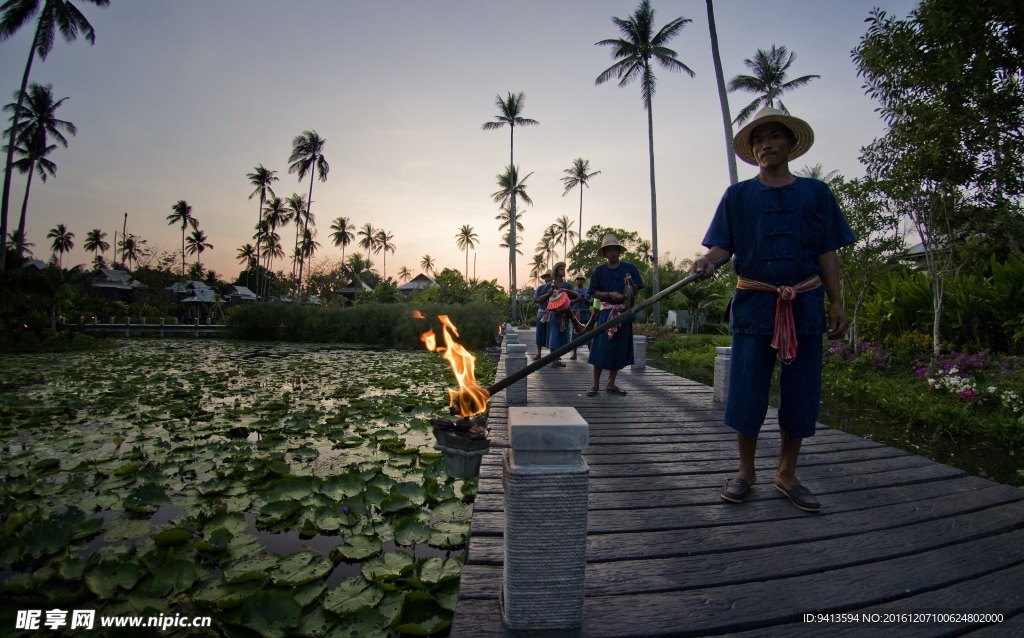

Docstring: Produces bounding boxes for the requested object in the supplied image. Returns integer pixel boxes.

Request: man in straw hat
[532,270,554,361]
[586,234,644,397]
[690,107,856,512]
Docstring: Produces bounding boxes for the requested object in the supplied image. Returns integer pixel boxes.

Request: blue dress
[587,262,644,370]
[533,282,551,347]
[570,286,592,328]
[544,281,575,351]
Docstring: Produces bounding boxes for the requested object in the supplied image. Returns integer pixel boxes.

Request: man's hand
[689,256,716,281]
[827,304,850,340]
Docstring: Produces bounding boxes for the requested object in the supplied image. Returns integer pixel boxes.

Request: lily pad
[361,550,415,582]
[391,590,452,635]
[332,535,381,561]
[324,576,384,616]
[151,559,198,596]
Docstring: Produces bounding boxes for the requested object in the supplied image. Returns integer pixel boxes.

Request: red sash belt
[736,275,822,363]
[599,302,627,339]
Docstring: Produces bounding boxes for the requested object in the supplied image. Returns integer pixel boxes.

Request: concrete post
[124,317,130,338]
[92,317,98,326]
[159,318,165,338]
[504,344,528,405]
[108,316,114,325]
[632,335,647,371]
[714,346,732,404]
[140,317,146,325]
[173,318,179,326]
[503,406,589,631]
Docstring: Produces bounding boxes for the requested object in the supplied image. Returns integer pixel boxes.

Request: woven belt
[599,302,627,339]
[736,275,822,362]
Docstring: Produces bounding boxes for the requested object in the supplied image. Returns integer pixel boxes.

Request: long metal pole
[486,256,730,396]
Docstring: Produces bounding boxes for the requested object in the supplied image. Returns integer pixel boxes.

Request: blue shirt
[702,177,856,335]
[588,262,645,324]
[534,282,552,318]
[570,286,591,310]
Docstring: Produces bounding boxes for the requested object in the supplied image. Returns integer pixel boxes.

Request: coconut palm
[357,223,377,263]
[561,158,601,247]
[329,216,354,263]
[4,83,75,255]
[83,228,107,267]
[528,253,546,284]
[118,233,138,272]
[374,229,395,279]
[287,130,328,294]
[536,227,557,271]
[246,164,278,294]
[420,254,435,277]
[455,224,478,277]
[706,0,738,184]
[8,228,32,256]
[299,226,320,273]
[796,164,841,182]
[0,0,109,275]
[185,228,213,272]
[236,243,256,270]
[727,45,820,125]
[262,233,284,278]
[397,266,412,283]
[482,92,538,321]
[166,200,198,276]
[283,193,306,276]
[46,222,72,268]
[596,0,695,326]
[551,215,577,262]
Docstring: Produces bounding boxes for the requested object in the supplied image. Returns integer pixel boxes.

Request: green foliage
[648,334,732,386]
[227,302,504,350]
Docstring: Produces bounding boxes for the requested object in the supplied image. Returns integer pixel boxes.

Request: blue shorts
[725,333,822,439]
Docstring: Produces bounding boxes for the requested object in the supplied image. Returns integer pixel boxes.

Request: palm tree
[283,193,306,276]
[299,226,320,276]
[374,229,395,279]
[83,228,107,267]
[551,215,577,262]
[397,266,412,283]
[236,243,256,270]
[482,92,538,321]
[166,200,197,276]
[455,224,478,277]
[288,130,328,294]
[185,228,213,271]
[0,0,109,277]
[796,164,841,182]
[262,233,284,280]
[560,158,601,248]
[596,0,695,326]
[420,254,435,277]
[536,227,557,271]
[727,45,820,125]
[46,222,72,268]
[4,83,76,255]
[329,216,354,263]
[528,253,546,284]
[8,228,32,256]
[706,0,738,184]
[246,164,278,295]
[357,223,377,262]
[119,233,138,272]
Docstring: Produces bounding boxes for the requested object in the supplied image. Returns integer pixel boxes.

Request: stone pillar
[714,346,732,404]
[108,316,114,325]
[124,317,131,338]
[140,317,146,325]
[503,329,519,353]
[503,406,589,631]
[504,344,528,405]
[173,318,179,326]
[92,317,98,326]
[159,318,165,338]
[632,335,647,371]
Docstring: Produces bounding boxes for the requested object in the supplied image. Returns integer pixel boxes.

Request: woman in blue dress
[536,262,579,367]
[587,235,643,396]
[569,275,592,360]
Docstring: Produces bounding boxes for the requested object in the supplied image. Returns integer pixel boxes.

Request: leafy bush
[227,302,504,350]
[648,334,732,385]
[0,328,114,354]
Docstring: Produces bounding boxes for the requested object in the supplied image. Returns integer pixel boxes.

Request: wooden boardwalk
[451,337,1024,637]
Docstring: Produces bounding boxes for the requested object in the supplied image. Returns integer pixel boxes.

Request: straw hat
[540,270,553,279]
[733,106,814,166]
[597,234,624,258]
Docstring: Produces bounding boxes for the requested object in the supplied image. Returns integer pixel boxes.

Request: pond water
[0,338,491,637]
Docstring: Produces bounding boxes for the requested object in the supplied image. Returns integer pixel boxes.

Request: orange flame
[418,314,489,416]
[412,310,425,319]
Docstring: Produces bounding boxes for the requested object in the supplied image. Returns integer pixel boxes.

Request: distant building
[903,240,949,269]
[397,274,435,295]
[337,277,373,302]
[224,285,257,305]
[23,259,46,270]
[90,268,142,303]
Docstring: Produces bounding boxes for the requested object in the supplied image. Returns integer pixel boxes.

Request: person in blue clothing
[532,271,553,361]
[691,107,856,513]
[536,262,580,367]
[569,275,592,360]
[587,235,644,397]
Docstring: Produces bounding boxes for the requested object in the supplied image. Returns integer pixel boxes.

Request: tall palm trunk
[578,187,584,251]
[15,159,37,253]
[509,127,518,323]
[181,229,187,277]
[645,65,662,326]
[254,192,264,300]
[297,172,315,296]
[707,0,738,185]
[1,40,38,277]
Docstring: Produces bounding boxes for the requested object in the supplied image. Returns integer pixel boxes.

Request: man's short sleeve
[702,190,734,252]
[815,181,857,254]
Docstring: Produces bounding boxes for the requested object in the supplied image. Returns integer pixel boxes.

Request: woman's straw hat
[597,234,624,258]
[733,106,814,166]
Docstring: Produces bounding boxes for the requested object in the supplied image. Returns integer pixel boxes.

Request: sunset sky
[1,0,919,286]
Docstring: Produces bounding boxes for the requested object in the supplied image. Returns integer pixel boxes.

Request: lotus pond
[0,339,495,637]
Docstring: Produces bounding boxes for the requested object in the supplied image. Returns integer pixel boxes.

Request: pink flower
[957,389,977,400]
[915,367,928,376]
